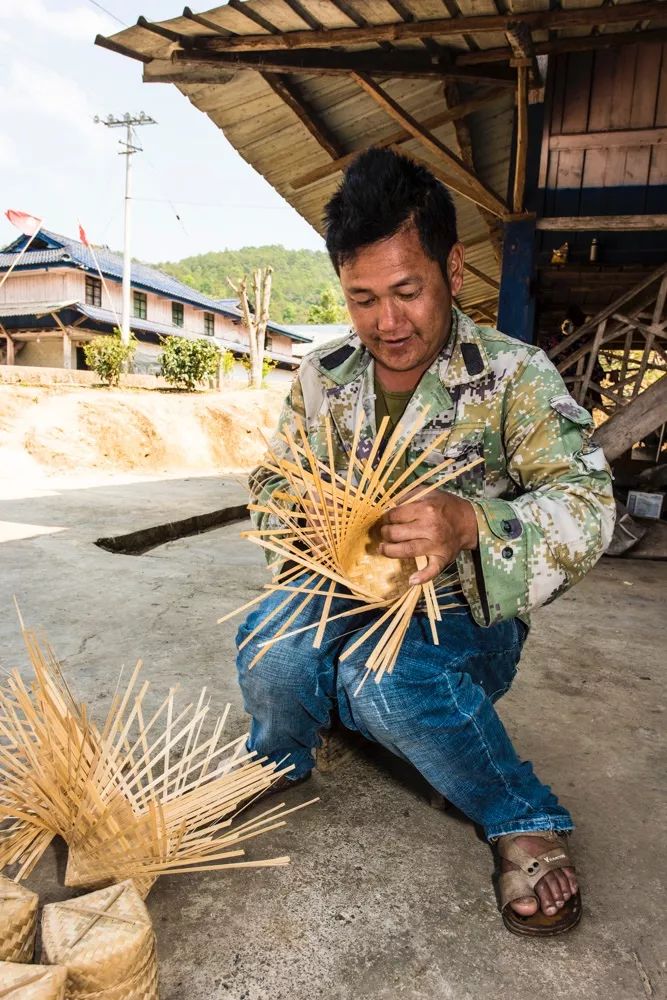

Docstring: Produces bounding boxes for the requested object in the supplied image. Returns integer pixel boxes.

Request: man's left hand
[378,491,479,585]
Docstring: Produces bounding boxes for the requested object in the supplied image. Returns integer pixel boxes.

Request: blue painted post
[497,99,545,345]
[496,218,536,344]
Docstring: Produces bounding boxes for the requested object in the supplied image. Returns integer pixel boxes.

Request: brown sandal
[496,831,582,937]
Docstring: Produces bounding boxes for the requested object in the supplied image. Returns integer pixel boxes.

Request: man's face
[339,224,464,379]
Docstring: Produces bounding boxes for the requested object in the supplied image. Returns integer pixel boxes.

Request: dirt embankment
[0,384,285,478]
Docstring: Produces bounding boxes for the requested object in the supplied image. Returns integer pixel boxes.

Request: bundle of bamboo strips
[41,881,158,1000]
[0,962,67,999]
[0,875,38,962]
[0,623,317,891]
[221,410,481,690]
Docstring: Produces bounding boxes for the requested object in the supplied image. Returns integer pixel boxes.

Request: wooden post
[497,90,545,343]
[513,65,528,214]
[0,323,14,365]
[62,329,72,369]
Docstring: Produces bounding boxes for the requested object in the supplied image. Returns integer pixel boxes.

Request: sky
[0,0,326,263]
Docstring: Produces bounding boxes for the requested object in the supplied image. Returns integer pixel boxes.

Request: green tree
[160,337,220,390]
[157,246,345,324]
[83,333,136,387]
[307,285,349,324]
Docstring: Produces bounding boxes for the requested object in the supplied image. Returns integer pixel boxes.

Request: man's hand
[378,491,479,585]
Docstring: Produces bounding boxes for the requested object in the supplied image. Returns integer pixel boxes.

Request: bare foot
[501,834,578,917]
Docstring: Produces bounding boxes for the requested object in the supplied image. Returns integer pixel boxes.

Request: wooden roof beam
[280,0,325,32]
[351,72,508,218]
[226,0,280,36]
[194,2,666,51]
[262,72,345,159]
[166,47,515,83]
[182,7,235,37]
[463,262,500,290]
[289,87,508,190]
[328,0,394,52]
[457,26,667,65]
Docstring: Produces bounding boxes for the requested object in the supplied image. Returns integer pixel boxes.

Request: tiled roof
[0,230,312,343]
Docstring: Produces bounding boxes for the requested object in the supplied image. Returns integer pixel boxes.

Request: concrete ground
[0,474,665,1000]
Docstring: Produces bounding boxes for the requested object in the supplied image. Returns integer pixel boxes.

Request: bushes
[83,333,136,387]
[240,355,277,387]
[159,336,221,390]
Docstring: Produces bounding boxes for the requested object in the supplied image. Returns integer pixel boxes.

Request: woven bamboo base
[0,875,38,962]
[0,962,67,999]
[41,880,157,999]
[64,853,157,902]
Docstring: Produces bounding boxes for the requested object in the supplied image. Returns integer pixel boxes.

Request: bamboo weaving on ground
[0,622,317,891]
[221,409,482,691]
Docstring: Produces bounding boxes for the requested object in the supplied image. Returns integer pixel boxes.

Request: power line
[133,197,293,211]
[86,0,127,27]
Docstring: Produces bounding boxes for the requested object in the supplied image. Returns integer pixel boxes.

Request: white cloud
[0,0,116,41]
[0,133,18,167]
[0,60,105,148]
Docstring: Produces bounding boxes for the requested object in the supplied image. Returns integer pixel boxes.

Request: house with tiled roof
[0,229,311,380]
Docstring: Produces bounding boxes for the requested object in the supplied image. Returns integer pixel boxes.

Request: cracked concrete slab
[0,474,665,1000]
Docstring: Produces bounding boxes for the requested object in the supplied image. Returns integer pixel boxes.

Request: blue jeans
[236,582,573,841]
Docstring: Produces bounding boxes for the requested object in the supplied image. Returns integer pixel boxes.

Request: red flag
[78,222,89,247]
[5,209,42,237]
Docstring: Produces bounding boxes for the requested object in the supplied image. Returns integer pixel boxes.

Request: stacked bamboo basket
[41,882,157,1000]
[222,410,481,690]
[0,963,67,1000]
[0,875,38,962]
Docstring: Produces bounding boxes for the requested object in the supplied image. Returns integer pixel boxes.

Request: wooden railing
[547,262,667,416]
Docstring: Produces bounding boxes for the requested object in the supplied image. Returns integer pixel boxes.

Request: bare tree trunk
[232,266,273,389]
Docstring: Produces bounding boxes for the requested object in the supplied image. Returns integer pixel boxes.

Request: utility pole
[95,112,156,348]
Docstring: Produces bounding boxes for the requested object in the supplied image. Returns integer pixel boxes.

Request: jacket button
[501,519,513,535]
[502,546,513,559]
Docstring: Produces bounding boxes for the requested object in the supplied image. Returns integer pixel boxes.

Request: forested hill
[156,246,346,324]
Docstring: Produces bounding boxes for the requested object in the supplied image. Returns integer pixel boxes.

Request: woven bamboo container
[0,875,38,962]
[63,854,157,902]
[41,881,158,1000]
[0,962,67,999]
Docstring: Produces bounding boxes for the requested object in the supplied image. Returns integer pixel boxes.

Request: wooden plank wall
[540,40,667,260]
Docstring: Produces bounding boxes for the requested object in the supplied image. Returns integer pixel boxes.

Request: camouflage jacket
[249,307,615,627]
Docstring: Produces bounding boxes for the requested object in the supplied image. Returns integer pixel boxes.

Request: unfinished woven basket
[0,962,67,999]
[0,623,316,888]
[222,409,481,689]
[41,881,158,1000]
[0,874,38,962]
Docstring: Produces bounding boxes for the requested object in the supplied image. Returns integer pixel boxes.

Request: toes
[536,878,559,916]
[510,895,539,916]
[563,866,578,898]
[554,868,572,901]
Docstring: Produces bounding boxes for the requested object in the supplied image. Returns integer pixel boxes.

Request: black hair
[324,148,458,280]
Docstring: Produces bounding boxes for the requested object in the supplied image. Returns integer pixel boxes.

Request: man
[236,149,614,936]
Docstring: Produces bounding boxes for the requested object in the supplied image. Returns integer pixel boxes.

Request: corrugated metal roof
[0,229,311,343]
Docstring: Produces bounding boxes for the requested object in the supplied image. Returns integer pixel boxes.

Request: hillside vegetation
[157,246,347,324]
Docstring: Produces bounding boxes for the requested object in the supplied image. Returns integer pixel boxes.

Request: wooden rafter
[329,0,394,52]
[166,47,515,84]
[191,3,666,52]
[463,262,500,291]
[280,0,325,32]
[227,0,280,35]
[262,73,345,159]
[457,26,667,66]
[350,72,508,218]
[288,88,507,191]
